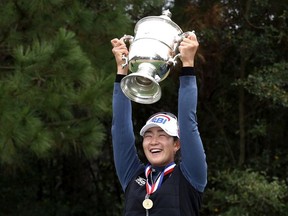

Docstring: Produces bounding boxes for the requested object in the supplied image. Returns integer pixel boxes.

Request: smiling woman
[111,33,207,216]
[142,125,180,167]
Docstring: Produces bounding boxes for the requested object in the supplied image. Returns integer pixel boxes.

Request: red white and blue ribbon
[145,162,176,195]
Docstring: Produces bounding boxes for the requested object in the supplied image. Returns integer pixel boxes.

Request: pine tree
[0,0,132,215]
[0,0,170,215]
[0,0,114,166]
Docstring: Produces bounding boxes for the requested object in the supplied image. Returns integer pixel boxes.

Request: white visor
[140,113,179,138]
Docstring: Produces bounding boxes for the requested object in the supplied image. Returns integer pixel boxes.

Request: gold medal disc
[142,198,153,210]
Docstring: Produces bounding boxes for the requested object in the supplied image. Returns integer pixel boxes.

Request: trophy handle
[121,54,129,68]
[167,54,181,66]
[181,30,195,39]
[168,31,196,65]
[120,34,134,68]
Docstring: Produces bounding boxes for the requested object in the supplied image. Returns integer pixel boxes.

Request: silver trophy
[121,10,193,104]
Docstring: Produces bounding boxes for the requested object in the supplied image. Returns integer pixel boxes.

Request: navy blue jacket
[112,67,207,215]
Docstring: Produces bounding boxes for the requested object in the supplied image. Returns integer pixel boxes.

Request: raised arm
[177,34,207,193]
[111,38,143,191]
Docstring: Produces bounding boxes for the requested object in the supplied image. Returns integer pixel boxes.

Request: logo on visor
[150,114,171,124]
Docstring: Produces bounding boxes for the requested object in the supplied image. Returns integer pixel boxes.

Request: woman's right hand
[111,38,129,75]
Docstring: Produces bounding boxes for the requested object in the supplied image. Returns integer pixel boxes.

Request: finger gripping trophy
[121,10,193,104]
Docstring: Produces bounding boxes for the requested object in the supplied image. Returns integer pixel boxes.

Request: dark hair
[175,150,181,164]
[173,136,179,141]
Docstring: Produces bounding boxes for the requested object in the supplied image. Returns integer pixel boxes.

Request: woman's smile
[143,127,180,166]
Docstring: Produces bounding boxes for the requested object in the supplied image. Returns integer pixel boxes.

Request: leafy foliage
[0,0,287,215]
[235,62,288,107]
[203,169,288,215]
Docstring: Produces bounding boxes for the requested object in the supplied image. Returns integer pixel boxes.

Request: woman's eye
[144,134,152,138]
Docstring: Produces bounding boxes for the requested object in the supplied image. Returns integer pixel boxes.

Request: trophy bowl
[121,10,190,104]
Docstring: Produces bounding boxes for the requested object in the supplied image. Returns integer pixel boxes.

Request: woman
[111,33,207,216]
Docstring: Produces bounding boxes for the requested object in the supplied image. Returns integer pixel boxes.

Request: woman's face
[142,127,180,167]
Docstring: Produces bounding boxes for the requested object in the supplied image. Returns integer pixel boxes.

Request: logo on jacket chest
[135,176,146,187]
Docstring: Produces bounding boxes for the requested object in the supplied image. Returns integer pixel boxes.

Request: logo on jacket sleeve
[135,176,146,186]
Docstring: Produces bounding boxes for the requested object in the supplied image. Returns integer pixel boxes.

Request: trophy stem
[120,63,161,104]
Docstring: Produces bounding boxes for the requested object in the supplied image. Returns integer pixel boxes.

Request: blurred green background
[0,0,287,215]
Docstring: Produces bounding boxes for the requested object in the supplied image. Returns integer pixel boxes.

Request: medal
[142,162,176,210]
[142,198,153,210]
[144,162,176,195]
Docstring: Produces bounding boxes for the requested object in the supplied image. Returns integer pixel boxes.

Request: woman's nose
[150,136,159,145]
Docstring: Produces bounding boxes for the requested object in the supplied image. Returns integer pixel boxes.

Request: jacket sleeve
[178,68,207,193]
[111,76,143,191]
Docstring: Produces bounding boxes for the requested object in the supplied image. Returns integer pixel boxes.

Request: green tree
[203,169,288,215]
[0,0,165,215]
[171,0,288,214]
[171,0,288,166]
[0,0,287,215]
[0,0,131,215]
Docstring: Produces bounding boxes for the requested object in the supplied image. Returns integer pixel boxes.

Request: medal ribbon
[145,162,176,195]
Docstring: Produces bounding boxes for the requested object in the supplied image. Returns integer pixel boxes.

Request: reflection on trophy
[121,10,193,104]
